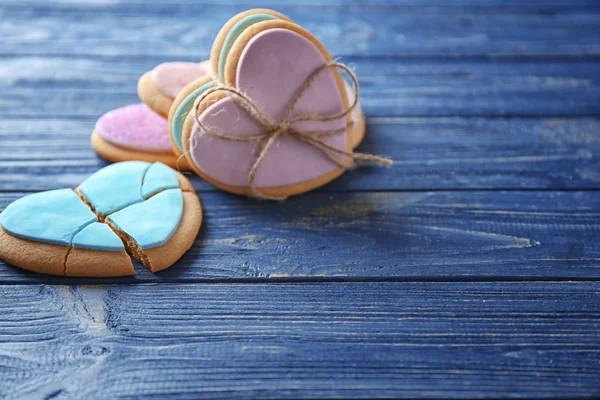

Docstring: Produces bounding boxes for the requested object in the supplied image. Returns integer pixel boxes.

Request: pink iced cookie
[151,62,208,99]
[95,103,171,152]
[183,24,355,199]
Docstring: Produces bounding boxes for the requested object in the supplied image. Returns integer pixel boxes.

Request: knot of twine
[193,61,393,200]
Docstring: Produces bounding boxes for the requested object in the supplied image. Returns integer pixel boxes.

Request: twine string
[192,61,393,200]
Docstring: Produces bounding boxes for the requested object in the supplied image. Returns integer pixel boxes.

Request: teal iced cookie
[0,161,201,277]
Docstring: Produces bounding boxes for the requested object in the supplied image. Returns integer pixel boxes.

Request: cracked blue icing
[79,161,180,215]
[78,161,149,215]
[0,189,97,246]
[107,189,183,249]
[72,222,125,251]
[141,162,180,199]
[1,162,183,251]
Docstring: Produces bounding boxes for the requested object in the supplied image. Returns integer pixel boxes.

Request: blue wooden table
[1,0,599,398]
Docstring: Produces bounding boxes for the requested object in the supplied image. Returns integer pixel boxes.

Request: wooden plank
[0,282,598,398]
[3,0,600,7]
[0,191,598,283]
[2,58,600,119]
[1,5,599,58]
[1,117,599,192]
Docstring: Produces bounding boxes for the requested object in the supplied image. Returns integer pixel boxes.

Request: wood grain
[2,117,598,192]
[0,282,598,399]
[1,1,600,397]
[1,3,599,58]
[0,191,598,283]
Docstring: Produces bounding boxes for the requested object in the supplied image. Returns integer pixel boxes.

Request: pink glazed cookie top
[95,103,172,151]
[151,62,208,99]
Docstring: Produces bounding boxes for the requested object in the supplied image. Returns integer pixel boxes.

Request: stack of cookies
[0,8,388,278]
[91,8,372,199]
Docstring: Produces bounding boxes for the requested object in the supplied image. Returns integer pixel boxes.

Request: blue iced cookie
[0,161,200,277]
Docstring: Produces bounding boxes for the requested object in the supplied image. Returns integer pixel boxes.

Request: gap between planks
[1,276,600,287]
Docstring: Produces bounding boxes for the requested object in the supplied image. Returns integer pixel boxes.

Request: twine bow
[193,61,393,200]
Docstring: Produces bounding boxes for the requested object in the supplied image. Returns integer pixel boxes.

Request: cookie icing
[171,81,216,152]
[141,162,180,199]
[72,222,125,251]
[152,62,208,99]
[95,103,172,152]
[0,189,97,246]
[218,13,280,80]
[79,161,181,215]
[79,161,149,215]
[190,28,347,187]
[107,189,183,249]
[0,162,187,255]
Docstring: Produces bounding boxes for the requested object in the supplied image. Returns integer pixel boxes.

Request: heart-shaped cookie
[91,103,193,169]
[176,13,366,199]
[0,161,201,277]
[169,9,372,197]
